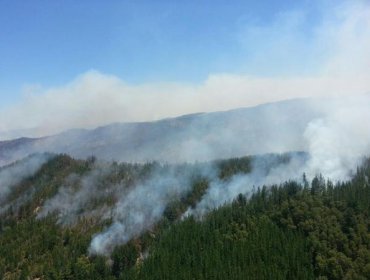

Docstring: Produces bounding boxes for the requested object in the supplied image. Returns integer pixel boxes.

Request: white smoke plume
[0,153,50,202]
[71,94,370,255]
[88,164,213,256]
[185,153,308,218]
[30,94,370,256]
[304,96,370,180]
[186,95,370,217]
[1,1,370,139]
[0,0,369,260]
[37,164,114,225]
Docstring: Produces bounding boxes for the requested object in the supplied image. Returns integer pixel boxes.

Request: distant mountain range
[0,98,322,165]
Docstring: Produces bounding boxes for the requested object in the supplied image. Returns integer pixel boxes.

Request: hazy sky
[0,0,369,138]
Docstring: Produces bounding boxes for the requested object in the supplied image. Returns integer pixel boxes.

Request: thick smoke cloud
[86,94,370,255]
[304,96,370,180]
[186,96,370,218]
[89,92,370,251]
[29,95,370,255]
[1,1,370,139]
[0,97,321,166]
[1,74,368,141]
[7,1,369,256]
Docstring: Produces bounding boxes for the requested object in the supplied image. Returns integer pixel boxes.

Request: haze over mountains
[1,1,370,278]
[0,98,322,165]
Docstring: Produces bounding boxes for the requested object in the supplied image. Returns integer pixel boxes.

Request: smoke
[1,1,370,139]
[1,73,369,141]
[34,153,308,254]
[31,95,370,255]
[0,153,50,202]
[88,163,212,256]
[36,164,115,225]
[185,153,308,218]
[34,158,212,255]
[186,95,370,218]
[304,95,370,180]
[26,94,368,256]
[3,0,369,256]
[0,97,321,167]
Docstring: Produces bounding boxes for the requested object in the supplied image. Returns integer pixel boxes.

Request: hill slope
[0,154,369,279]
[0,98,321,165]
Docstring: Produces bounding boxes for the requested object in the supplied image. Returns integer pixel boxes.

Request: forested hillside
[0,154,369,279]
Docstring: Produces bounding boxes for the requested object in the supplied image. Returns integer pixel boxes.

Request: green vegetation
[0,154,369,279]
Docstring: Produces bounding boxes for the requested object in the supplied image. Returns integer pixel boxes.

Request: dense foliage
[0,154,369,279]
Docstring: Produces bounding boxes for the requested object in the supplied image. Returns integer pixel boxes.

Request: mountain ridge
[0,98,321,165]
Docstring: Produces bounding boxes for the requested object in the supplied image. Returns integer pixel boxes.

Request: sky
[0,0,369,139]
